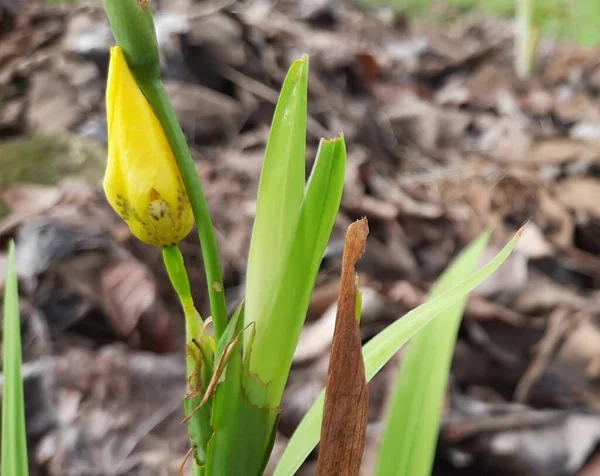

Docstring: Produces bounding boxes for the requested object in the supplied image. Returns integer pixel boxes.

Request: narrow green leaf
[216,304,243,361]
[274,228,523,476]
[2,241,29,476]
[244,56,308,377]
[374,230,491,476]
[247,136,347,408]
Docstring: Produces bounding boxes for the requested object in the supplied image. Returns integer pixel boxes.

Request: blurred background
[2,0,600,474]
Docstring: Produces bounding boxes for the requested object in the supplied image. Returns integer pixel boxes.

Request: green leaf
[243,55,308,383]
[245,134,346,408]
[205,307,278,476]
[374,230,491,476]
[2,241,29,476]
[274,228,522,476]
[184,388,209,471]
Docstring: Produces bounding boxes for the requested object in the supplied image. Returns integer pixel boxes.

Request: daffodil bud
[104,46,194,248]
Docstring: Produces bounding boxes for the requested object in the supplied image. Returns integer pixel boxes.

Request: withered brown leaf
[317,218,369,476]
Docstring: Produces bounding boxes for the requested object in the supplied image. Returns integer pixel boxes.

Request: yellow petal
[104,46,194,247]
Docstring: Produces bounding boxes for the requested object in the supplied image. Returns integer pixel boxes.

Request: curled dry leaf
[101,260,157,337]
[317,218,369,476]
[0,184,62,236]
[101,259,173,353]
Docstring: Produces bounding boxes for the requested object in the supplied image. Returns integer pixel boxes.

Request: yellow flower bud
[104,46,194,248]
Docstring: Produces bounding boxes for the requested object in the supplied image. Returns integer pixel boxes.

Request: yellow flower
[104,46,194,248]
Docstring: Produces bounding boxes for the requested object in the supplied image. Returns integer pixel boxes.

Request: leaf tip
[348,218,369,256]
[292,54,309,74]
[516,220,530,239]
[6,238,15,270]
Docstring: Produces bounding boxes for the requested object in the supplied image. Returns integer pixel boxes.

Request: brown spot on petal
[149,188,160,201]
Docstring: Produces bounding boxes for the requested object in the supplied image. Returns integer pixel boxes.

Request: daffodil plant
[100,1,520,475]
[102,0,345,473]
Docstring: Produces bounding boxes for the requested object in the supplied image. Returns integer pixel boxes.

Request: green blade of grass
[273,227,523,476]
[373,230,491,476]
[2,240,29,476]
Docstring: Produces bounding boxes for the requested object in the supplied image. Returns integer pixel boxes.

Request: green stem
[162,247,213,366]
[142,78,227,341]
[162,245,200,358]
[162,246,212,476]
[515,0,537,78]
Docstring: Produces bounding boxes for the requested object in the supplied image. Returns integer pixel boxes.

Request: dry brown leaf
[0,97,25,132]
[465,297,527,326]
[530,139,597,165]
[0,184,63,212]
[100,260,160,337]
[308,279,342,320]
[164,80,242,142]
[514,280,587,314]
[544,46,597,83]
[383,91,441,151]
[370,174,443,219]
[556,318,600,369]
[472,245,528,297]
[553,92,600,123]
[343,195,397,221]
[554,178,600,218]
[477,116,531,162]
[317,218,369,476]
[536,189,574,248]
[463,63,515,109]
[26,71,81,133]
[515,308,572,403]
[526,88,553,115]
[294,302,337,364]
[0,184,62,235]
[515,221,554,258]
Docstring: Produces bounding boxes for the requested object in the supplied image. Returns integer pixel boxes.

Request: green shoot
[2,241,29,476]
[244,54,346,409]
[373,230,491,476]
